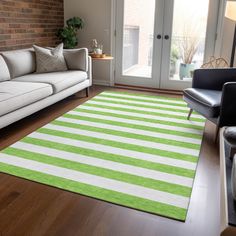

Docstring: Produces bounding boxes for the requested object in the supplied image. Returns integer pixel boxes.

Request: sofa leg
[215,125,220,143]
[85,87,89,97]
[187,109,193,120]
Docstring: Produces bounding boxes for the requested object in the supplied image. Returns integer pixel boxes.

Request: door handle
[164,35,170,40]
[157,34,162,39]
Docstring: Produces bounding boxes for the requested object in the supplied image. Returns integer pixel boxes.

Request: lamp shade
[225,1,236,21]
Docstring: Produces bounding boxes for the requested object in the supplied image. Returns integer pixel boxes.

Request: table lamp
[225,1,236,67]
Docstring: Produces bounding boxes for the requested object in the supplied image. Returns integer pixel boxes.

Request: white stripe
[95,96,189,111]
[12,142,194,187]
[57,117,202,145]
[29,132,198,169]
[70,109,204,135]
[101,92,186,105]
[86,100,203,119]
[79,105,205,127]
[45,124,199,156]
[0,154,189,209]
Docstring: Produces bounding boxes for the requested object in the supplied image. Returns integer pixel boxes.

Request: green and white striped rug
[0,91,205,221]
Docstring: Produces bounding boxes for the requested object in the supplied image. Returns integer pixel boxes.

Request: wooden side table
[90,55,114,61]
[90,55,114,86]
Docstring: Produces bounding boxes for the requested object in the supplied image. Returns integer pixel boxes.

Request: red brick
[0,0,64,51]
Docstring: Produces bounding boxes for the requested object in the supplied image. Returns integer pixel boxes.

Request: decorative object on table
[200,56,229,69]
[223,127,236,159]
[0,91,205,221]
[225,1,236,67]
[57,17,85,49]
[90,39,104,58]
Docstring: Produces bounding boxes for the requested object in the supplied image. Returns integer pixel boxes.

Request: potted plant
[178,27,200,80]
[57,17,84,49]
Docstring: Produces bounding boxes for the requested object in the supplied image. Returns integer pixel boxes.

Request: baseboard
[93,80,111,86]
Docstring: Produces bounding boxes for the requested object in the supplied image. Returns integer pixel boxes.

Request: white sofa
[0,48,92,129]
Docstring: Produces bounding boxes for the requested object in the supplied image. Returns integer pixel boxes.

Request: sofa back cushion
[0,55,10,82]
[63,48,88,71]
[1,49,36,78]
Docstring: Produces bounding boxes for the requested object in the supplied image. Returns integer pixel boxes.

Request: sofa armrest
[219,82,236,127]
[87,56,92,86]
[63,48,89,72]
[192,68,236,90]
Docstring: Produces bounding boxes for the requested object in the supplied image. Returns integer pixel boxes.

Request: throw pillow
[33,43,68,73]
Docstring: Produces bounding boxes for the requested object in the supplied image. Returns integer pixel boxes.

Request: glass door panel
[160,0,219,90]
[122,0,156,78]
[169,0,210,81]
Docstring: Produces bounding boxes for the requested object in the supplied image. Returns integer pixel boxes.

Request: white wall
[64,0,113,85]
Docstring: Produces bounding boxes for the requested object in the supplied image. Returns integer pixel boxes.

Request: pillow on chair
[33,43,68,73]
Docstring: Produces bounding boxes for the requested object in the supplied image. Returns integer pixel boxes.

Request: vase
[179,63,195,80]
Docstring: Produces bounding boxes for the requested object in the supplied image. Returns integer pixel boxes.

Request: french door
[115,0,219,90]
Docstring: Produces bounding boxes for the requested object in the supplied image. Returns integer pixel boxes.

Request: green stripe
[52,120,200,150]
[3,148,192,197]
[81,103,205,122]
[97,93,187,107]
[0,162,187,220]
[92,97,190,114]
[22,137,195,178]
[73,108,204,131]
[37,128,198,163]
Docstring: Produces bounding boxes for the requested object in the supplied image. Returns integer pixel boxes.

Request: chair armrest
[219,82,236,127]
[63,48,89,72]
[192,68,236,90]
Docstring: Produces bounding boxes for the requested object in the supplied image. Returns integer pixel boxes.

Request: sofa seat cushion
[183,88,222,118]
[14,71,87,94]
[0,81,53,116]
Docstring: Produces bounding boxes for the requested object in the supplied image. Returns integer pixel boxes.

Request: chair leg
[187,109,193,120]
[85,87,89,97]
[215,125,220,143]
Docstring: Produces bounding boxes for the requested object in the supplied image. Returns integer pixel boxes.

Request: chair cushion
[183,88,222,118]
[13,71,88,94]
[1,49,36,78]
[0,55,10,82]
[0,81,53,116]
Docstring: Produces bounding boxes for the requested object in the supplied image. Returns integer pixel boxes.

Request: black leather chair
[183,68,236,141]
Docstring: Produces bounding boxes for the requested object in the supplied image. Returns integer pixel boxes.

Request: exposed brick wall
[0,0,64,51]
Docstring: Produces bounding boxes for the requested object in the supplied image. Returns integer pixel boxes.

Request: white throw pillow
[33,43,68,73]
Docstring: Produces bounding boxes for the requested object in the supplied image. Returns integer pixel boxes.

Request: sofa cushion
[63,48,88,71]
[1,49,36,78]
[183,88,222,118]
[13,71,87,94]
[33,44,68,73]
[0,55,10,82]
[0,81,53,117]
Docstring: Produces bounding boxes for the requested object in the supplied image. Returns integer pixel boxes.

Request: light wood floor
[0,86,220,236]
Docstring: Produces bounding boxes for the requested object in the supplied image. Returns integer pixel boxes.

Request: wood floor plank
[0,86,220,236]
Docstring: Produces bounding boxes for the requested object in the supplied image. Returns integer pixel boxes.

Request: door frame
[111,0,221,90]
